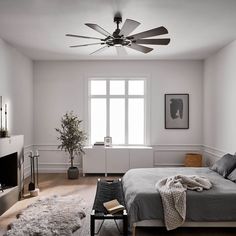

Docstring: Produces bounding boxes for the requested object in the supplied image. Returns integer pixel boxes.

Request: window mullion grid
[144,79,147,145]
[89,78,146,146]
[106,79,110,137]
[125,80,128,145]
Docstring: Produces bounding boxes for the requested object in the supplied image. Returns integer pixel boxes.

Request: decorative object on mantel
[165,94,189,129]
[104,136,112,147]
[0,183,3,192]
[93,141,104,146]
[56,111,87,179]
[28,150,40,197]
[5,195,87,236]
[0,96,8,138]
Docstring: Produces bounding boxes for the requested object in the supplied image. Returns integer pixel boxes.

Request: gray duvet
[122,167,236,225]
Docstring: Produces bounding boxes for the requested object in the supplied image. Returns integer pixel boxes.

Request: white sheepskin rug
[5,195,87,236]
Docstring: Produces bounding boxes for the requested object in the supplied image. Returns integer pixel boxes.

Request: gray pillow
[227,168,236,182]
[210,153,236,177]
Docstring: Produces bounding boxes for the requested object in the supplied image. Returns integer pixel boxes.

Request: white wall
[4,33,236,172]
[33,60,203,170]
[203,40,236,165]
[0,38,34,176]
[0,39,33,146]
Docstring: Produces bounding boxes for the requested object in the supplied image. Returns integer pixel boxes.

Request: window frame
[87,77,150,146]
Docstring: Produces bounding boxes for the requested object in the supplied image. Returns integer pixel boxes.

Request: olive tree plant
[55,111,87,178]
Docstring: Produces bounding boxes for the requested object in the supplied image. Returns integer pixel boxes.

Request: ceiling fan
[66,13,170,55]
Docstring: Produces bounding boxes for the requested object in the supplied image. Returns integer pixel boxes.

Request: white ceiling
[0,0,236,60]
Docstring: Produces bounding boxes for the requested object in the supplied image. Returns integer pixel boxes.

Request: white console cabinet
[83,146,153,176]
[82,148,106,174]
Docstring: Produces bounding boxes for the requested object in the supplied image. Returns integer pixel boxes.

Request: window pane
[128,80,144,95]
[110,99,125,144]
[91,80,106,95]
[128,98,144,144]
[110,80,125,95]
[91,98,106,144]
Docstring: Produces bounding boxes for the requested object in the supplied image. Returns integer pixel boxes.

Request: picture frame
[165,94,189,129]
[104,136,112,147]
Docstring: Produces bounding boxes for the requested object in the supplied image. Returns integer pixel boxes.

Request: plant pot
[0,130,8,138]
[67,167,79,179]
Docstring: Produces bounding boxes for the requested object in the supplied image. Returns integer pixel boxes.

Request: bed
[122,167,236,234]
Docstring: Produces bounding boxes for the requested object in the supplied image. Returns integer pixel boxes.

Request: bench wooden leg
[132,224,136,236]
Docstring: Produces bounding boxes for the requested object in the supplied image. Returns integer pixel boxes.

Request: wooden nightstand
[184,153,202,167]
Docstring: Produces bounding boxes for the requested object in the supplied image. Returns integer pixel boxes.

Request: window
[88,78,146,145]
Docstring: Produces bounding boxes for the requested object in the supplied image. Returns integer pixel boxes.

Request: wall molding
[23,144,33,178]
[32,144,82,173]
[203,145,226,157]
[202,145,226,166]
[153,144,202,167]
[27,144,227,172]
[153,144,202,151]
[39,162,82,173]
[33,144,204,172]
[34,144,59,152]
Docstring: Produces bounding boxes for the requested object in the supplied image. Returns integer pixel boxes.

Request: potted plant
[55,111,87,179]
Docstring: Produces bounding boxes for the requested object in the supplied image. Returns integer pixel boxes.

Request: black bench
[91,178,128,236]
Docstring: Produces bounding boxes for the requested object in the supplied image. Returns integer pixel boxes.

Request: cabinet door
[106,149,129,173]
[130,149,153,169]
[83,148,106,173]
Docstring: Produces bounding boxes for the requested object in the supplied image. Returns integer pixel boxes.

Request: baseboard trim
[153,144,202,167]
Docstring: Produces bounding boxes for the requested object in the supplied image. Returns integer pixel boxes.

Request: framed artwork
[104,136,112,147]
[165,94,189,129]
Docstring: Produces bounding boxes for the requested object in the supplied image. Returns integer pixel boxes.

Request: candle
[5,104,7,132]
[35,150,39,157]
[29,151,33,157]
[0,96,2,130]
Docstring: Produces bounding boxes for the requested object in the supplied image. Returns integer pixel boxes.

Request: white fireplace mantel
[0,135,24,216]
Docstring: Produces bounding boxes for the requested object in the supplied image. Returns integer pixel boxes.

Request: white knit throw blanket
[155,175,212,230]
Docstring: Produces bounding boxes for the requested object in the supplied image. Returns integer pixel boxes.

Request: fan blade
[135,38,170,45]
[126,44,153,53]
[119,19,140,37]
[115,46,128,56]
[70,43,103,48]
[85,23,112,37]
[90,45,108,55]
[66,34,103,40]
[128,26,168,40]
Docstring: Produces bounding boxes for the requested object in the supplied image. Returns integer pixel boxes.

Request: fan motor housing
[106,37,131,47]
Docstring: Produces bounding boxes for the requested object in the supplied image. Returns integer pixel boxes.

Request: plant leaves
[55,111,87,166]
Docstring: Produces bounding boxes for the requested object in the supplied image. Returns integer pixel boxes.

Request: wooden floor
[0,173,101,235]
[1,173,236,236]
